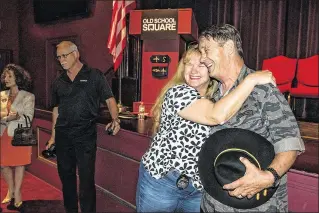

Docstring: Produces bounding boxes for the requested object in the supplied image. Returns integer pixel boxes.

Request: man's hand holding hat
[198,128,280,209]
[223,157,275,199]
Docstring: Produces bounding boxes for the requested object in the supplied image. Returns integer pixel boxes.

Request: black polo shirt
[51,64,113,136]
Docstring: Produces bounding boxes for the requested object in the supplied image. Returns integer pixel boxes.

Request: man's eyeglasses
[56,51,75,60]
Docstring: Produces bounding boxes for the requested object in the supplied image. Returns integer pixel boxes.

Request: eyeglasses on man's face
[56,50,75,60]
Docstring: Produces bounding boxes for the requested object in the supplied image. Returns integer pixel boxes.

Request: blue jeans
[136,162,202,212]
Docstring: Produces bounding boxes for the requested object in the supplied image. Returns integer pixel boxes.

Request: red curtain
[137,0,319,121]
[207,0,318,70]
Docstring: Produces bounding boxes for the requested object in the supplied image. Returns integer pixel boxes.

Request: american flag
[107,0,136,71]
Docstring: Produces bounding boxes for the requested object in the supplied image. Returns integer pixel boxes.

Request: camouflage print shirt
[201,65,305,213]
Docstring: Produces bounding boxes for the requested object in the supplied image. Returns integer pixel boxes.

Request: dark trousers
[55,130,97,213]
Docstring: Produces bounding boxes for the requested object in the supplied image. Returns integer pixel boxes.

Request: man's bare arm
[105,97,120,135]
[46,107,58,148]
[106,97,118,121]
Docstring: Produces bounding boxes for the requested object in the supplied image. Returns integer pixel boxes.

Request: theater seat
[290,55,319,98]
[290,55,319,119]
[262,55,298,94]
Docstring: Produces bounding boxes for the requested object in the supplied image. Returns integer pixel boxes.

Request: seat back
[296,55,319,87]
[262,55,297,85]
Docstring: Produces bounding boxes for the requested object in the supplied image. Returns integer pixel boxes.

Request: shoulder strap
[22,114,32,128]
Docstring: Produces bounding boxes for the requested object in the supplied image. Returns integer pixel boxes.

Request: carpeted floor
[1,171,64,212]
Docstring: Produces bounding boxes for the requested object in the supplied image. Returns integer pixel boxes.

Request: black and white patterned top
[142,84,211,190]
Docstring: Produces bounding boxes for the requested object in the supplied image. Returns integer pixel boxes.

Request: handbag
[11,114,37,146]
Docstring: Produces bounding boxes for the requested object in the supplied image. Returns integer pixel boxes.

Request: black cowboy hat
[198,128,277,209]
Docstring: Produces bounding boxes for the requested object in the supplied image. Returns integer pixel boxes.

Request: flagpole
[107,0,136,113]
[118,59,123,113]
[118,14,130,113]
[125,15,129,77]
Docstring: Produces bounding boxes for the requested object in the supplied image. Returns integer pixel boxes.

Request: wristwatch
[265,167,280,188]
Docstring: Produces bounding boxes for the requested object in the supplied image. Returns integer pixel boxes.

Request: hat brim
[198,128,277,209]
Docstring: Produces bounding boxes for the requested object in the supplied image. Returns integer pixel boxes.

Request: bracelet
[265,167,280,188]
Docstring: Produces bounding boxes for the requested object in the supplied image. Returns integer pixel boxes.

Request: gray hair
[56,41,78,52]
[200,24,244,59]
[69,43,78,52]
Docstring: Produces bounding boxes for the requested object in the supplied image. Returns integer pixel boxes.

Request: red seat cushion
[290,83,319,98]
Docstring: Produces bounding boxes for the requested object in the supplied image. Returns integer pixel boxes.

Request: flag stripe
[107,1,122,51]
[107,0,136,71]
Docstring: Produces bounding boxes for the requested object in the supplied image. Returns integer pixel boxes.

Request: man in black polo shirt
[47,41,120,213]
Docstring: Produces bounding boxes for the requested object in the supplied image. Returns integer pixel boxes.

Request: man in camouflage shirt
[198,24,305,212]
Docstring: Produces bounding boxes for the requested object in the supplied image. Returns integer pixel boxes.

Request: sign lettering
[152,66,168,79]
[141,9,178,40]
[150,55,171,63]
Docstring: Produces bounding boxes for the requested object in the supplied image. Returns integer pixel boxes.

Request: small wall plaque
[150,55,170,63]
[152,66,168,79]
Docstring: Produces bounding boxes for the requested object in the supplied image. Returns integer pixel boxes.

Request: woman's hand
[246,70,276,86]
[6,111,19,122]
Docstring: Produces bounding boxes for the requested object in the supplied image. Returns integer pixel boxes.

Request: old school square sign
[141,9,178,40]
